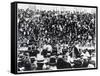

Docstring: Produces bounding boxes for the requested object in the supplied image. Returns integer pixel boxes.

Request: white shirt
[49,66,57,70]
[43,44,52,52]
[81,51,90,59]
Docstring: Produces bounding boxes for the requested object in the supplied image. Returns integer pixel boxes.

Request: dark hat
[49,56,56,66]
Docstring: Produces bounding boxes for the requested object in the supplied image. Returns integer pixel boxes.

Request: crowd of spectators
[17,8,96,72]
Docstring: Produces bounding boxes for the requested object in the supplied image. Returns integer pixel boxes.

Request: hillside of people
[17,8,96,72]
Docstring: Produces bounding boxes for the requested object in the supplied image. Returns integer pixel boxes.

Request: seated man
[73,59,82,68]
[36,53,45,70]
[48,56,57,70]
[24,57,32,71]
[81,49,90,60]
[57,55,71,69]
